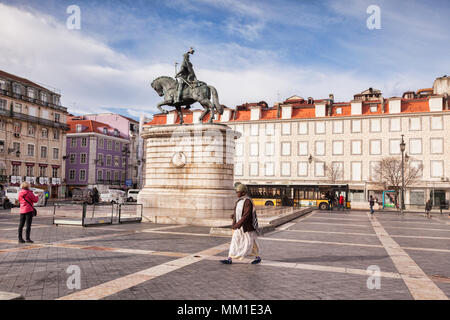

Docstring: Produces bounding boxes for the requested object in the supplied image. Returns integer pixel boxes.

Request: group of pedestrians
[326,192,346,211]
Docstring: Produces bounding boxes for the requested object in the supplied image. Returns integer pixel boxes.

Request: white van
[99,189,125,204]
[5,187,45,207]
[127,189,140,202]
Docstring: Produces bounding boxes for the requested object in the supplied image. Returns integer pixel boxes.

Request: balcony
[0,108,69,130]
[0,88,67,112]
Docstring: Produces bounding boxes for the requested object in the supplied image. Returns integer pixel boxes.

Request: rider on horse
[174,47,197,104]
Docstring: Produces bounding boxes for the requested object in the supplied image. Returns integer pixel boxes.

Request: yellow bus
[246,184,350,210]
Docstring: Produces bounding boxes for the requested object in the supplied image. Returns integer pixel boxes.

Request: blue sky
[0,0,449,120]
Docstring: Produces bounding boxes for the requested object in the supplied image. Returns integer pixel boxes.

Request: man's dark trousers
[18,212,33,241]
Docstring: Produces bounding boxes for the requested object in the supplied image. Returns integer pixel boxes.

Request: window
[80,153,87,164]
[409,138,422,155]
[26,166,34,177]
[331,162,344,180]
[250,143,259,156]
[281,162,291,176]
[236,143,243,157]
[409,117,421,131]
[265,142,274,156]
[430,161,444,178]
[351,140,362,155]
[298,122,308,135]
[115,141,120,152]
[351,162,362,181]
[315,162,325,177]
[71,138,77,148]
[430,116,443,130]
[114,156,119,167]
[99,138,104,149]
[13,142,20,153]
[315,121,325,134]
[410,191,425,205]
[53,130,60,140]
[298,142,308,156]
[39,166,47,177]
[122,157,126,167]
[81,138,87,147]
[69,170,75,181]
[249,163,258,176]
[53,95,60,106]
[106,171,111,181]
[40,146,47,158]
[14,103,22,113]
[114,171,119,181]
[390,118,401,132]
[106,155,112,166]
[54,113,60,123]
[430,138,443,154]
[332,141,344,155]
[370,104,378,113]
[333,121,343,134]
[27,88,34,98]
[297,162,308,177]
[281,142,291,156]
[0,80,5,90]
[97,170,103,181]
[52,167,59,178]
[103,127,108,135]
[335,107,342,115]
[370,140,382,155]
[0,141,4,153]
[41,109,49,119]
[370,118,381,132]
[70,154,76,164]
[76,124,83,133]
[79,170,86,181]
[265,162,274,176]
[250,124,259,136]
[98,154,104,165]
[265,123,274,136]
[42,128,48,138]
[114,129,119,137]
[315,141,325,156]
[27,144,34,157]
[28,126,35,136]
[351,120,361,133]
[281,123,291,135]
[0,99,6,110]
[410,160,423,178]
[14,122,21,134]
[12,164,20,176]
[40,92,47,103]
[389,139,401,154]
[107,140,112,150]
[235,163,243,176]
[370,161,381,181]
[13,83,21,94]
[0,120,4,131]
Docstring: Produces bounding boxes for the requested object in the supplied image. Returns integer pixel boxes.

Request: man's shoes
[220,258,232,264]
[18,239,25,244]
[25,239,34,243]
[251,257,262,264]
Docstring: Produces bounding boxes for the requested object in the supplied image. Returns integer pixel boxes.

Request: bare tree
[325,163,343,184]
[371,157,423,208]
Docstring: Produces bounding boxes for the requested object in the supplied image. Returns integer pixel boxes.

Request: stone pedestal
[138,123,241,226]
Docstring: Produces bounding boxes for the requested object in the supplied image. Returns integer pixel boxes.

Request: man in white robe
[220,184,261,265]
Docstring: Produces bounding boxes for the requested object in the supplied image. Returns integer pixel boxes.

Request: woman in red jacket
[18,182,40,244]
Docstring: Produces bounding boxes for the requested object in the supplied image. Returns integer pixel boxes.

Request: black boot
[25,239,34,243]
[18,238,25,244]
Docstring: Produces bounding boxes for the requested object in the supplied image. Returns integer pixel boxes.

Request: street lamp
[400,135,406,214]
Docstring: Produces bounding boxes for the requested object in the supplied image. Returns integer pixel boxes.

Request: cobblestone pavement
[0,209,449,300]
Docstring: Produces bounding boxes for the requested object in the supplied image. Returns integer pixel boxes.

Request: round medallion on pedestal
[171,152,187,168]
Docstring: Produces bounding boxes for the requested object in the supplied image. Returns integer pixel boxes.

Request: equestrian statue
[151,48,223,125]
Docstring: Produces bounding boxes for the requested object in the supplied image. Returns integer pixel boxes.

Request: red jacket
[18,189,39,214]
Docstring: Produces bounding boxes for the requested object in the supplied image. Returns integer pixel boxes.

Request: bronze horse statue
[151,76,223,124]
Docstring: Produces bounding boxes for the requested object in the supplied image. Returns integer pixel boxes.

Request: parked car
[127,189,140,202]
[100,189,125,204]
[72,188,94,205]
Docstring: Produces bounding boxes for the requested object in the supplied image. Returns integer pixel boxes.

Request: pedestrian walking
[220,183,261,265]
[425,199,433,219]
[338,194,345,211]
[18,182,40,244]
[369,195,375,215]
